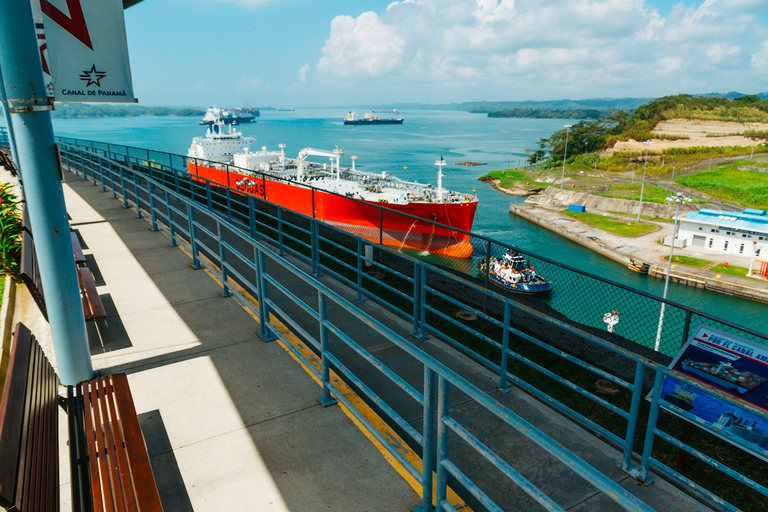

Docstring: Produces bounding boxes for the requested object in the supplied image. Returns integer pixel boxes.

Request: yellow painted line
[172,240,472,511]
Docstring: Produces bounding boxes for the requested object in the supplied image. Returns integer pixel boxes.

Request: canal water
[7,108,765,334]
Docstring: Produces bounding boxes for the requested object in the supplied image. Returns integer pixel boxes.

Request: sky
[122,0,768,108]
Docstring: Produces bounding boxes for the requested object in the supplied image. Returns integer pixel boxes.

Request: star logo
[79,64,106,87]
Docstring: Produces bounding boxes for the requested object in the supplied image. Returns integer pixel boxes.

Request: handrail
[54,137,768,511]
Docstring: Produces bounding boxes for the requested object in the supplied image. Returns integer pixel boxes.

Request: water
[35,108,768,334]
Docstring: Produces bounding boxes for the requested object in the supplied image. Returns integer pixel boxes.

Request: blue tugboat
[477,251,553,295]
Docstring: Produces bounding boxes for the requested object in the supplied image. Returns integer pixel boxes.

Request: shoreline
[508,201,768,304]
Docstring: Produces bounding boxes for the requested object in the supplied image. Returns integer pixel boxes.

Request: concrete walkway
[43,176,720,512]
[59,178,422,511]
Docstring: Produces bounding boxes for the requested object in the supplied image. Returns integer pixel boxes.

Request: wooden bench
[0,323,163,512]
[19,220,106,321]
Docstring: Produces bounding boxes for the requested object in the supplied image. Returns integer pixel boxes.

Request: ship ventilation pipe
[279,143,286,166]
[351,155,357,172]
[435,156,446,202]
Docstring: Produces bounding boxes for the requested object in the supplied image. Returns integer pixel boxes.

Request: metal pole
[0,2,92,384]
[655,195,686,351]
[637,141,651,222]
[560,125,571,190]
[0,66,21,167]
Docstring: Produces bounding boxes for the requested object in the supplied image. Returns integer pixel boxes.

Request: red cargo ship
[187,120,478,257]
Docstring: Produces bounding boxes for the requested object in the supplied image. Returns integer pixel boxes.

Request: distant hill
[51,103,204,118]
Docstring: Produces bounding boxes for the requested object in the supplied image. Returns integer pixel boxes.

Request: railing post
[187,203,202,269]
[498,301,512,392]
[206,180,212,210]
[167,190,177,247]
[485,239,492,290]
[218,222,232,297]
[621,361,646,473]
[419,265,428,340]
[435,375,450,510]
[681,310,693,348]
[149,182,158,231]
[134,173,142,218]
[226,187,232,222]
[412,261,421,335]
[379,208,383,245]
[255,246,276,341]
[419,367,437,512]
[120,167,128,208]
[318,292,337,407]
[311,220,319,276]
[98,154,106,192]
[639,371,664,484]
[112,161,118,199]
[357,239,364,303]
[278,207,284,257]
[247,194,258,241]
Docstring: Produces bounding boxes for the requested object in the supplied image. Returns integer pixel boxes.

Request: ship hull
[187,162,477,258]
[344,119,404,125]
[681,362,753,394]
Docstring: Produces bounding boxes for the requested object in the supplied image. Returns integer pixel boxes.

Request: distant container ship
[681,359,766,394]
[186,118,477,257]
[201,106,259,125]
[344,110,404,125]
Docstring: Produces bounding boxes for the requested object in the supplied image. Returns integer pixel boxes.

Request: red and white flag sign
[32,0,135,102]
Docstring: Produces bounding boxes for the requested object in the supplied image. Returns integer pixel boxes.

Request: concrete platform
[38,176,721,512]
[59,179,422,511]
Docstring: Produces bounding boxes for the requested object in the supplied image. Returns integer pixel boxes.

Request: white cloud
[751,40,768,73]
[237,76,262,91]
[313,0,768,101]
[317,12,406,78]
[298,64,311,83]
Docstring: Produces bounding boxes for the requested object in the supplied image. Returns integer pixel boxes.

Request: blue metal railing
[52,137,768,511]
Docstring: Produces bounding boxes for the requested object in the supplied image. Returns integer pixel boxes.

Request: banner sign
[35,0,135,102]
[658,325,768,459]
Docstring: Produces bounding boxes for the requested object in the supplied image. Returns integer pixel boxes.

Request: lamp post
[560,124,571,189]
[636,140,652,222]
[654,192,692,351]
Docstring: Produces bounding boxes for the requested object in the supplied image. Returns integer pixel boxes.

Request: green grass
[608,211,674,223]
[677,164,768,209]
[559,210,659,236]
[480,169,526,188]
[712,263,750,278]
[597,182,706,204]
[662,254,711,268]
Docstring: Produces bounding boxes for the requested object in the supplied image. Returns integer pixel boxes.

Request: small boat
[477,250,553,295]
[628,259,650,274]
[200,106,259,125]
[344,110,404,125]
[714,412,768,447]
[664,386,695,412]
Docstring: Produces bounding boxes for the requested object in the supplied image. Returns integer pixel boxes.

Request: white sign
[36,0,135,102]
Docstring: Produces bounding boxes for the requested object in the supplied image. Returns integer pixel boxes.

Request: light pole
[636,140,652,222]
[560,124,571,189]
[654,191,692,351]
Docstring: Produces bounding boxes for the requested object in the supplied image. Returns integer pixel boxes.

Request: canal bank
[509,191,768,304]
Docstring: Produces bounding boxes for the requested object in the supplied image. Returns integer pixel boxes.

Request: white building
[676,208,768,258]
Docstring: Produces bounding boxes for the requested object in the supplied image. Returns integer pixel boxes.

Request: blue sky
[123,0,768,107]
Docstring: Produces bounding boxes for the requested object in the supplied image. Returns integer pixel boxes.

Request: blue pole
[0,2,92,384]
[0,66,20,166]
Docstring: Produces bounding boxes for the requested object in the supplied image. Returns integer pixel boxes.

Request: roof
[682,208,768,233]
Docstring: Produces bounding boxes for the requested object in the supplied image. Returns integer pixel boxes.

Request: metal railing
[52,136,768,511]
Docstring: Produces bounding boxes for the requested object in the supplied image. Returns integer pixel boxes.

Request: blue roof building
[677,208,768,257]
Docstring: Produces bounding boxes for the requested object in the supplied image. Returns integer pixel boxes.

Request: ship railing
[57,139,667,512]
[54,135,768,512]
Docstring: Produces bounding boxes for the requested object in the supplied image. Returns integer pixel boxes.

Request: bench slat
[72,231,87,264]
[0,324,33,509]
[112,374,163,512]
[95,377,128,512]
[82,382,107,512]
[102,376,138,512]
[78,267,107,320]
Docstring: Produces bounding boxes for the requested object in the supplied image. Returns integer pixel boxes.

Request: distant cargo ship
[201,106,259,125]
[344,110,404,125]
[681,359,766,394]
[664,386,695,412]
